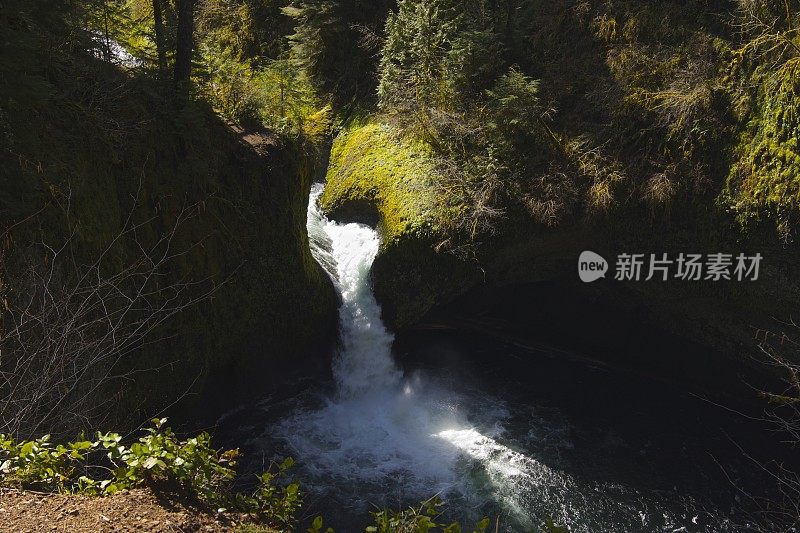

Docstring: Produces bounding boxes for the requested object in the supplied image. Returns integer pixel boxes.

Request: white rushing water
[282,184,463,483]
[267,183,710,531]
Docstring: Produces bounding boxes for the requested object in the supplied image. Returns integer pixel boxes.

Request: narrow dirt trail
[0,488,274,532]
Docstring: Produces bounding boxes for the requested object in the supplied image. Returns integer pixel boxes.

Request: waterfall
[278,183,484,499]
[309,185,402,398]
[264,183,702,531]
[278,184,545,527]
[307,184,402,397]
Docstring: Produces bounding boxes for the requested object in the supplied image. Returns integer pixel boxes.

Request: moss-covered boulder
[320,123,440,242]
[320,122,480,326]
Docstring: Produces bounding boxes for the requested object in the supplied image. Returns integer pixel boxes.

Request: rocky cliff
[0,50,338,433]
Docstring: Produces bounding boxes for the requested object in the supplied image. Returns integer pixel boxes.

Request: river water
[223,183,790,532]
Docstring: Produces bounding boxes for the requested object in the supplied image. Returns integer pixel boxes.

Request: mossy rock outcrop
[320,122,594,327]
[320,123,440,243]
[320,123,481,326]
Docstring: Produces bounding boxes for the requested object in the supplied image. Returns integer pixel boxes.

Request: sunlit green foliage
[60,0,326,137]
[194,44,331,137]
[378,0,501,128]
[724,0,800,235]
[0,419,302,528]
[1,420,508,532]
[367,496,490,533]
[196,0,292,62]
[375,0,572,239]
[368,0,800,240]
[582,0,800,233]
[192,0,332,135]
[378,0,468,115]
[9,0,800,236]
[196,39,256,122]
[727,62,800,233]
[582,2,735,215]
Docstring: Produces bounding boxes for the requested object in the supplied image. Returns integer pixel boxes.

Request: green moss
[321,122,441,246]
[319,122,479,327]
[726,61,800,228]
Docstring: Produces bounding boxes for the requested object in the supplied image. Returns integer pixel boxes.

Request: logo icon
[578,251,608,283]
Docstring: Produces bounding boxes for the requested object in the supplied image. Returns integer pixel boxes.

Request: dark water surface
[217,325,793,532]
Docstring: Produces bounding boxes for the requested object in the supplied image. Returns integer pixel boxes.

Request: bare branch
[0,186,224,439]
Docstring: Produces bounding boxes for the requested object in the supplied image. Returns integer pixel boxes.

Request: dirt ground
[0,488,271,532]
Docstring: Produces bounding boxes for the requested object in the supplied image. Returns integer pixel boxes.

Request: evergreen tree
[378,0,503,117]
[152,0,167,75]
[283,0,393,108]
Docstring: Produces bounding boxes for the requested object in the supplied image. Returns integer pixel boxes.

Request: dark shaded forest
[2,0,800,531]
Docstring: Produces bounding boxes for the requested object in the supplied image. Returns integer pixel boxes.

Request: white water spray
[275,184,521,505]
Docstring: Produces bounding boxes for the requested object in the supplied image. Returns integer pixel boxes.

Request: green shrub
[367,496,490,533]
[0,418,301,528]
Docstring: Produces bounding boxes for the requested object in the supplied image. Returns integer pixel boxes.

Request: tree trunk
[152,0,167,76]
[174,0,194,100]
[102,0,112,62]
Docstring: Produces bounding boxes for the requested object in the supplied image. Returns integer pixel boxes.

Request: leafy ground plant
[0,418,301,529]
[366,496,490,533]
[0,420,571,532]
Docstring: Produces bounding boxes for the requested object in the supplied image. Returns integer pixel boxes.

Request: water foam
[274,184,514,507]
